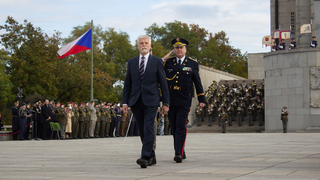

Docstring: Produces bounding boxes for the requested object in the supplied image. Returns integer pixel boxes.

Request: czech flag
[57,29,92,59]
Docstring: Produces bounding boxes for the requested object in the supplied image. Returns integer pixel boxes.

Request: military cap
[283,106,287,109]
[61,103,65,106]
[85,101,89,103]
[81,102,85,105]
[172,37,189,47]
[56,101,60,104]
[312,36,316,38]
[69,101,73,104]
[26,102,31,105]
[14,100,19,103]
[74,102,78,105]
[21,102,26,106]
[96,102,100,105]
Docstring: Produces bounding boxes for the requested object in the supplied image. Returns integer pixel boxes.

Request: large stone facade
[264,48,320,132]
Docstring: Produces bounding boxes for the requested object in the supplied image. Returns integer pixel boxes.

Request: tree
[145,21,248,78]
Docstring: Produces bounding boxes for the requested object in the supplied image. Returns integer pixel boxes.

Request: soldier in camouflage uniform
[100,103,107,138]
[94,103,101,138]
[71,102,80,139]
[219,108,228,133]
[104,102,112,138]
[78,102,86,139]
[84,101,91,138]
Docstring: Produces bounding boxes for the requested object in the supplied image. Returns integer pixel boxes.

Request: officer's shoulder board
[188,57,198,62]
[163,57,175,67]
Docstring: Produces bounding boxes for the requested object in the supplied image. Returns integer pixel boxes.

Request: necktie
[139,56,145,79]
[178,59,181,69]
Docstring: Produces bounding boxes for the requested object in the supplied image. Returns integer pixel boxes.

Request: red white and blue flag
[57,29,92,59]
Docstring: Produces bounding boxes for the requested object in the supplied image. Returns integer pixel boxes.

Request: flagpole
[90,20,94,101]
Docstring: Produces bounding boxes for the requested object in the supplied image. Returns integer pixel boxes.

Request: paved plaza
[0,133,319,180]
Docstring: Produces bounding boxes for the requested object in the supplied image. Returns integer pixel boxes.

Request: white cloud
[0,0,270,53]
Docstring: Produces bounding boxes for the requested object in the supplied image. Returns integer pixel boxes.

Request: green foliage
[145,21,248,78]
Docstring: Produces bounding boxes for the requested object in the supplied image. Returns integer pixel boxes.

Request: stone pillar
[296,0,312,48]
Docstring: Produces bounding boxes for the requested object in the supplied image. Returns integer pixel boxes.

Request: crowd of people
[11,99,171,141]
[196,79,265,133]
[271,36,317,51]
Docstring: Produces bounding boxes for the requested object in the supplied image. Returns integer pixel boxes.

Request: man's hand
[161,105,169,115]
[200,103,206,108]
[162,49,174,61]
[123,104,128,114]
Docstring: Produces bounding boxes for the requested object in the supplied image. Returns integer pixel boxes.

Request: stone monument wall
[264,49,320,132]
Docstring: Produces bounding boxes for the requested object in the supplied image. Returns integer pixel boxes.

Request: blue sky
[0,0,271,54]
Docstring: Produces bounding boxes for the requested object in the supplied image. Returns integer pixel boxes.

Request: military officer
[72,102,80,139]
[311,36,318,48]
[84,101,91,138]
[104,102,112,138]
[281,106,289,133]
[247,105,254,126]
[78,102,86,138]
[219,108,228,133]
[19,102,31,140]
[99,103,106,138]
[94,103,101,138]
[227,104,233,126]
[236,106,243,126]
[25,102,32,140]
[163,38,206,163]
[12,100,20,140]
[195,105,203,126]
[207,104,214,126]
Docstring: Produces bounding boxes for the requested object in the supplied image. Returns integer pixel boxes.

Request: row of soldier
[196,79,265,133]
[12,99,172,140]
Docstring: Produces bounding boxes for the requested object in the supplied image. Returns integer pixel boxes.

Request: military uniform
[84,104,91,138]
[227,106,233,126]
[100,106,107,138]
[219,111,228,133]
[72,104,80,139]
[18,103,28,140]
[207,104,214,126]
[164,38,206,160]
[12,103,20,140]
[281,107,289,133]
[247,106,253,126]
[120,109,127,137]
[195,106,203,126]
[58,106,68,139]
[94,105,101,138]
[237,106,243,126]
[78,104,86,138]
[104,107,112,137]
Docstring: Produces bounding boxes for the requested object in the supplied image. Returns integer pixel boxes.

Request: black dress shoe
[174,155,182,163]
[136,157,148,168]
[182,152,186,159]
[148,157,157,166]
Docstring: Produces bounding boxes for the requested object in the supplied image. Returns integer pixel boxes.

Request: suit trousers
[94,119,101,137]
[131,95,158,158]
[89,120,96,137]
[168,106,190,156]
[100,120,106,137]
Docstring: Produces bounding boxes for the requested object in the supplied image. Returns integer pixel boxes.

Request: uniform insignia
[189,57,197,62]
[182,67,192,71]
[167,69,173,72]
[183,63,186,66]
[176,38,180,42]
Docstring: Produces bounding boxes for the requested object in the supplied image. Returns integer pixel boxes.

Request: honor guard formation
[198,79,265,133]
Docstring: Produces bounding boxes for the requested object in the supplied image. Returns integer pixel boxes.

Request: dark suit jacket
[41,104,51,122]
[164,56,206,107]
[122,55,169,107]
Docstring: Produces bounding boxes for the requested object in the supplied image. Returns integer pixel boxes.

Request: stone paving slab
[0,133,319,180]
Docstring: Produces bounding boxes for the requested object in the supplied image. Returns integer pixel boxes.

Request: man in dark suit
[122,35,170,168]
[163,38,206,163]
[41,99,51,140]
